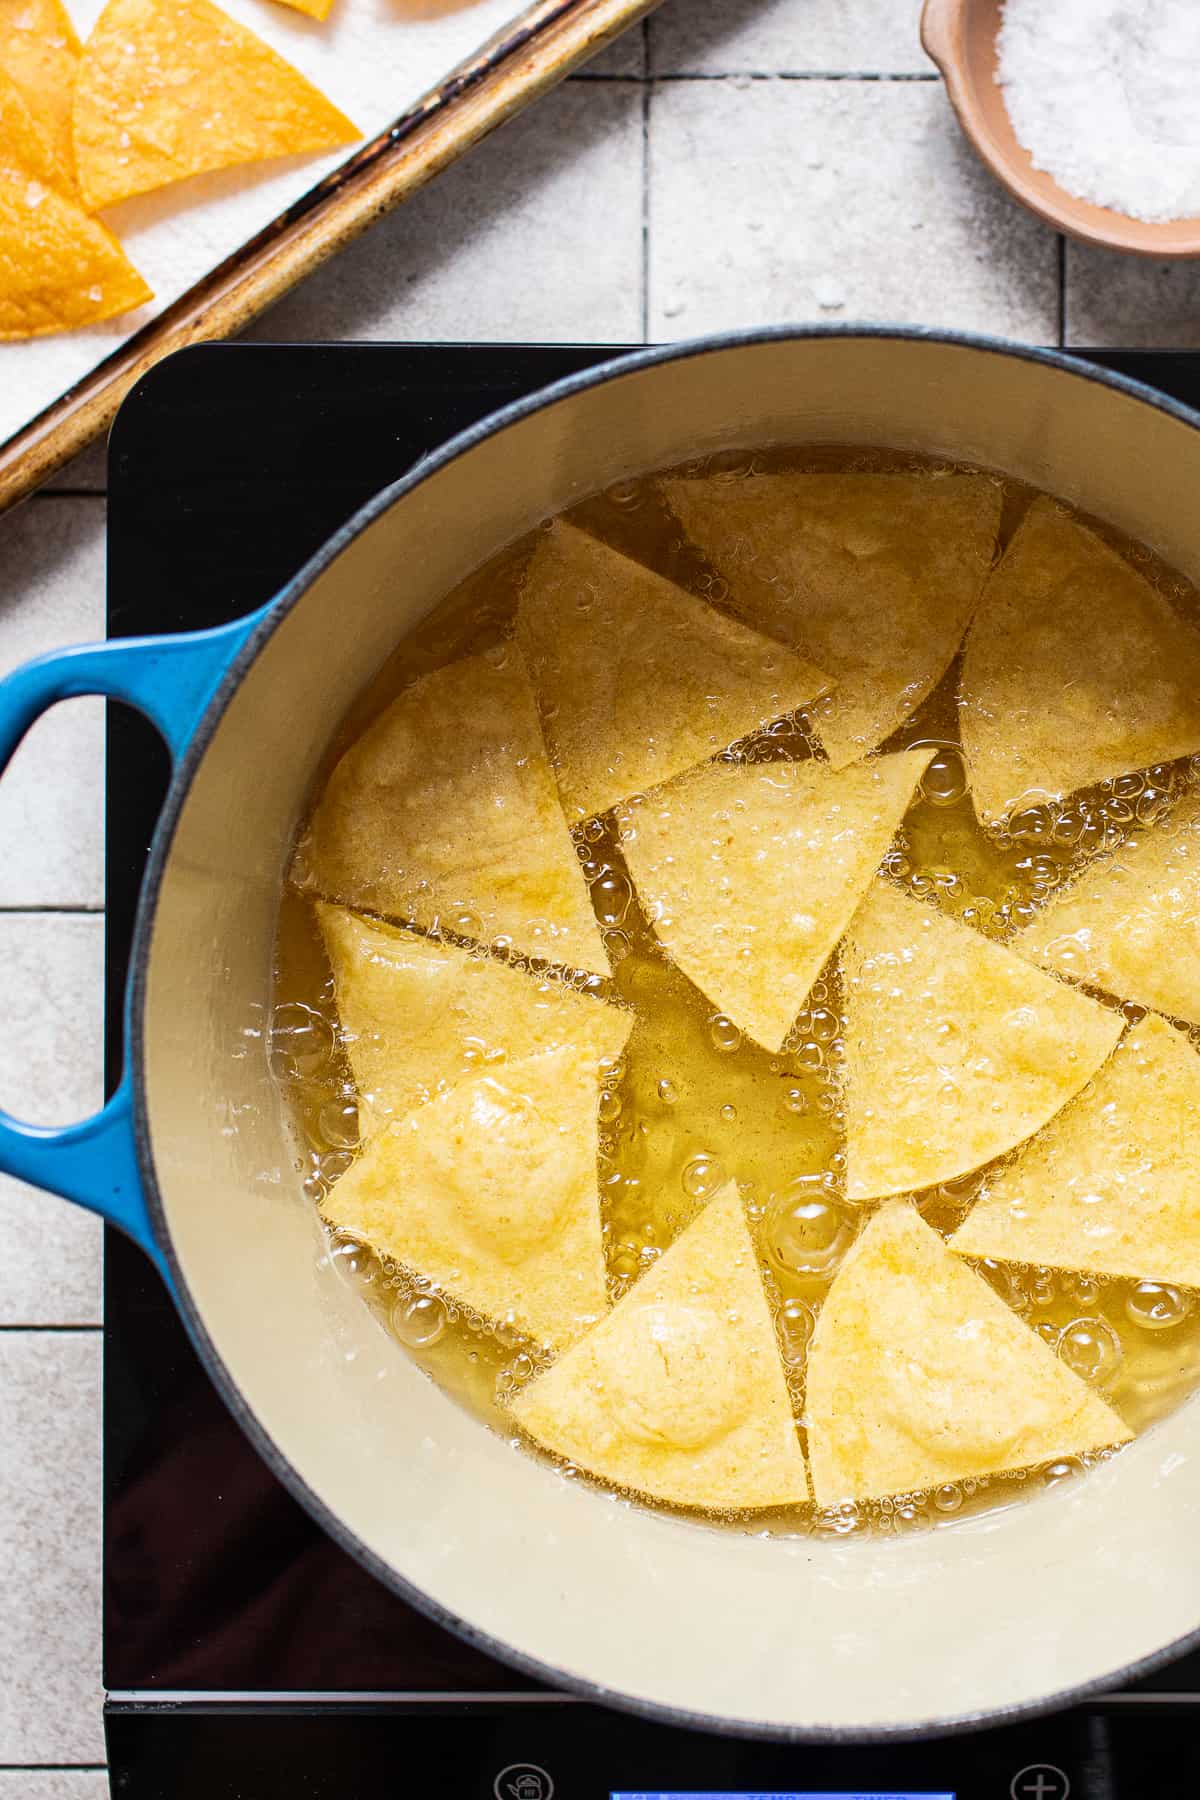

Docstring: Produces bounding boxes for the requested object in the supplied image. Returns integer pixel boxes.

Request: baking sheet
[0,0,615,451]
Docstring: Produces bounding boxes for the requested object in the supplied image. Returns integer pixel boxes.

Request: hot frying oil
[271,445,1200,1536]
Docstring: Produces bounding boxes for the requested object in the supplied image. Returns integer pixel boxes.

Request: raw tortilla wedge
[807,1202,1132,1505]
[295,650,610,978]
[960,499,1200,826]
[516,519,831,820]
[620,749,934,1053]
[661,471,1000,769]
[319,903,632,1134]
[0,0,81,192]
[951,1013,1200,1288]
[510,1181,809,1510]
[841,878,1123,1200]
[73,0,358,212]
[322,1046,607,1351]
[1015,791,1200,1027]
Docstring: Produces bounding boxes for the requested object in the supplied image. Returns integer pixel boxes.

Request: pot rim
[125,323,1200,1742]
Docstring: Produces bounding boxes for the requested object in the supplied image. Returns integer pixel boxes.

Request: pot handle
[0,610,267,1277]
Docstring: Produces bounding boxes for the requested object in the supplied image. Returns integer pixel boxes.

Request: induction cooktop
[103,342,1200,1799]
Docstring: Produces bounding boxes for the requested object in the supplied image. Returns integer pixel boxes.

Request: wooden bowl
[921,0,1200,257]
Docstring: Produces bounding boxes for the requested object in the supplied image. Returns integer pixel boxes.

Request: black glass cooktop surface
[103,343,1200,1798]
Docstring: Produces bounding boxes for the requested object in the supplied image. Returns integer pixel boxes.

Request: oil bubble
[933,1482,963,1514]
[1058,1316,1123,1386]
[767,1179,853,1279]
[598,1089,623,1125]
[709,1014,742,1053]
[919,746,968,808]
[1043,1457,1082,1489]
[1126,1281,1193,1331]
[783,1086,809,1116]
[393,1292,447,1348]
[592,868,633,926]
[681,1153,727,1202]
[318,1098,359,1151]
[657,1077,679,1105]
[328,1227,371,1283]
[270,1002,334,1082]
[778,1296,814,1364]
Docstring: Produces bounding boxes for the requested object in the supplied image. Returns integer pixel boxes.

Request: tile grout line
[573,68,942,82]
[0,905,104,915]
[0,1324,102,1333]
[1057,233,1067,347]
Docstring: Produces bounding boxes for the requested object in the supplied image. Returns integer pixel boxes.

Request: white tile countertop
[3,0,1200,1784]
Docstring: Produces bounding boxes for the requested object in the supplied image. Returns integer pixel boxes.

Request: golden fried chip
[0,77,152,337]
[0,0,82,192]
[620,750,933,1053]
[661,471,1000,769]
[952,1014,1200,1287]
[1016,791,1200,1026]
[319,902,632,1134]
[323,1046,607,1351]
[807,1203,1132,1505]
[510,1181,809,1510]
[842,878,1123,1200]
[960,499,1200,826]
[516,520,831,821]
[0,61,59,185]
[271,0,333,17]
[73,0,359,212]
[295,651,610,978]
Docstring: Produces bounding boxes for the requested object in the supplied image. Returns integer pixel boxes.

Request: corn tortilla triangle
[807,1203,1132,1505]
[620,749,933,1053]
[73,0,359,212]
[960,499,1200,826]
[951,1013,1200,1288]
[516,519,832,821]
[0,0,82,193]
[842,878,1123,1200]
[319,902,632,1135]
[661,471,1000,769]
[0,71,151,337]
[322,1046,608,1351]
[510,1181,809,1510]
[1016,790,1200,1027]
[295,650,610,978]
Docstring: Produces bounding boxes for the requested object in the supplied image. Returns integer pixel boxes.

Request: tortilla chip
[951,1014,1200,1287]
[661,471,1000,769]
[271,0,333,16]
[0,79,152,337]
[322,1046,607,1351]
[807,1202,1132,1505]
[319,902,632,1134]
[295,650,610,978]
[1016,791,1200,1026]
[842,878,1123,1200]
[960,499,1200,827]
[73,0,359,212]
[0,0,82,192]
[620,750,933,1053]
[516,520,831,821]
[510,1181,809,1510]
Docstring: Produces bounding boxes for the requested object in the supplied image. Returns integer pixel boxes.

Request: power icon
[493,1763,555,1800]
[1010,1764,1071,1800]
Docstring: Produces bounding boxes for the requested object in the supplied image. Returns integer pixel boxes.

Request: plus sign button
[1010,1763,1070,1800]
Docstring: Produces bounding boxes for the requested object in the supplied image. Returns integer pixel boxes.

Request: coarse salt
[998,0,1200,222]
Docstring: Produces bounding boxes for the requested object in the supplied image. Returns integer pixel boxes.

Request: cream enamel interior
[140,335,1200,1734]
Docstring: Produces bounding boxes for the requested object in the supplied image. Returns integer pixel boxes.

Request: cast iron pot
[5,329,1200,1740]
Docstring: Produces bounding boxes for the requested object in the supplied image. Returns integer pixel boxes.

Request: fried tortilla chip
[842,878,1123,1200]
[0,0,82,192]
[0,73,151,337]
[73,0,359,212]
[510,1181,809,1510]
[960,499,1200,826]
[516,519,831,821]
[661,471,1000,769]
[807,1203,1132,1505]
[952,1014,1200,1288]
[295,651,610,978]
[323,1046,607,1351]
[620,750,933,1053]
[1016,791,1200,1026]
[319,902,632,1134]
[271,0,333,17]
